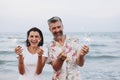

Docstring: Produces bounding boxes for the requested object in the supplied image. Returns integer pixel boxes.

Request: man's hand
[79,45,89,56]
[57,51,67,61]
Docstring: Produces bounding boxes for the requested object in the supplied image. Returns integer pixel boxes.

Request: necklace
[27,46,38,54]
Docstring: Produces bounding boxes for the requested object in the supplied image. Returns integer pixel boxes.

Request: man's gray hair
[48,16,62,25]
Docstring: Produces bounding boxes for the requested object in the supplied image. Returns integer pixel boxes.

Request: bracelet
[17,55,24,60]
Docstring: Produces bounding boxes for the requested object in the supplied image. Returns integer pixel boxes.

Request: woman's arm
[15,46,25,75]
[36,55,42,74]
[36,56,47,74]
[18,55,25,75]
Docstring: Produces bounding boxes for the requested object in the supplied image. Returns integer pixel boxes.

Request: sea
[0,32,120,80]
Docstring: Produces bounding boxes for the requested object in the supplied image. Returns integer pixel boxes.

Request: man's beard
[53,30,63,40]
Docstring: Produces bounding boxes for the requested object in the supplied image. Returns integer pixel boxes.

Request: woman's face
[28,31,41,47]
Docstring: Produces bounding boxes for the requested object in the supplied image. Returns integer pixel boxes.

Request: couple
[15,16,89,80]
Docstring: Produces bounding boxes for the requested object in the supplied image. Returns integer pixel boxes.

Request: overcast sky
[0,0,120,33]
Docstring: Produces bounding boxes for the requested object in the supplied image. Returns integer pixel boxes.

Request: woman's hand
[37,48,44,57]
[15,46,23,56]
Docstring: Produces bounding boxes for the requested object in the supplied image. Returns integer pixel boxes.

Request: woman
[15,27,48,80]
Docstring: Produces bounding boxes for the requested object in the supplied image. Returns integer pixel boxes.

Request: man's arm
[76,45,89,67]
[51,51,67,71]
[76,54,85,66]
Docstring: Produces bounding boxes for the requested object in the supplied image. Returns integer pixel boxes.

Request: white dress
[17,45,48,80]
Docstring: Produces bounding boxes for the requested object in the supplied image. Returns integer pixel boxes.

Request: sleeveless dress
[17,45,48,80]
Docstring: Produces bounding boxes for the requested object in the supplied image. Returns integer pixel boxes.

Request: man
[47,16,89,80]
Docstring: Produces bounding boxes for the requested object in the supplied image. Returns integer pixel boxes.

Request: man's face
[49,21,63,39]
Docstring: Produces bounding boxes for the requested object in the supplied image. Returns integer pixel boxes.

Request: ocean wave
[0,60,16,65]
[0,51,14,54]
[0,60,6,64]
[86,55,120,59]
[90,44,107,47]
[0,51,17,63]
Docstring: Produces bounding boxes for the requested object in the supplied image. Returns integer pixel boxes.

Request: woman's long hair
[26,27,44,47]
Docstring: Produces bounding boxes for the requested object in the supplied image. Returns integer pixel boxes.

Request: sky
[0,0,120,33]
